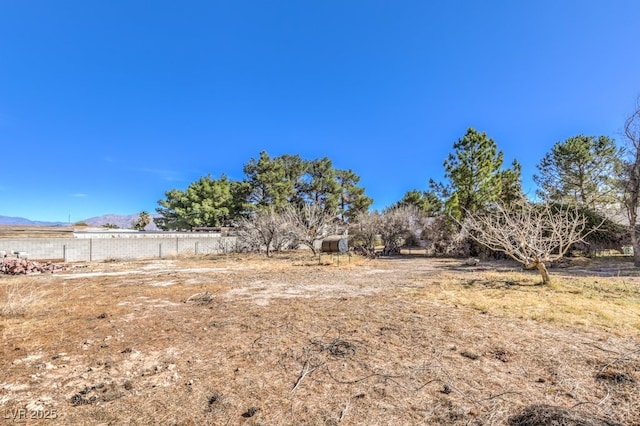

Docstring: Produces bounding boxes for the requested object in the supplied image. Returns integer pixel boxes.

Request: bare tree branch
[349,205,426,257]
[622,96,640,266]
[281,203,339,255]
[461,201,594,284]
[237,207,297,256]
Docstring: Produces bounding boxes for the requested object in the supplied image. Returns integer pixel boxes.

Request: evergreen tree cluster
[155,151,372,230]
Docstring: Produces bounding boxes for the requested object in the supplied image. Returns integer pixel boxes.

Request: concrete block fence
[0,235,238,262]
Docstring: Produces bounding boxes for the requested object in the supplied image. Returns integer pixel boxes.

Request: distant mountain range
[83,214,159,231]
[0,215,68,226]
[0,214,159,231]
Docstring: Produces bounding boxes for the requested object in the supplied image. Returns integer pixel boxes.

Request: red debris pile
[1,258,67,275]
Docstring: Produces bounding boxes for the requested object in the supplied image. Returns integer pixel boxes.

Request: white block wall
[0,236,238,262]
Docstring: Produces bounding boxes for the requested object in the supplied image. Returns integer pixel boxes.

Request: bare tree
[282,203,338,255]
[462,201,593,284]
[378,205,425,255]
[237,208,297,257]
[349,211,383,257]
[623,97,640,266]
[422,216,466,256]
[349,206,426,257]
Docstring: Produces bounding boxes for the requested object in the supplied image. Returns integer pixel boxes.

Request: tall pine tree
[430,128,522,221]
[534,135,621,209]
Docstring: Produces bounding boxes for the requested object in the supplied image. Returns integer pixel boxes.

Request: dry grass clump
[0,277,48,316]
[428,267,640,332]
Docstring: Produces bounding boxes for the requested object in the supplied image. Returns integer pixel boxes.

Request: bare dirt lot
[1,253,639,425]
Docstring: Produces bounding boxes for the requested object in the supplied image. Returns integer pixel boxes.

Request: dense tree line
[351,123,634,278]
[155,152,372,231]
[154,97,640,276]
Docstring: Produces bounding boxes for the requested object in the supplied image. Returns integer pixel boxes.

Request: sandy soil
[1,253,638,425]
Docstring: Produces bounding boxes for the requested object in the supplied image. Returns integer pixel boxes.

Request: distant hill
[0,215,68,226]
[82,214,160,231]
[0,214,159,230]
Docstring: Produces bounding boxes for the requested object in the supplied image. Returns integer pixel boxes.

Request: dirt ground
[1,253,639,425]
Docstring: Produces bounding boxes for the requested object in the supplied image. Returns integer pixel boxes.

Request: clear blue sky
[1,1,639,222]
